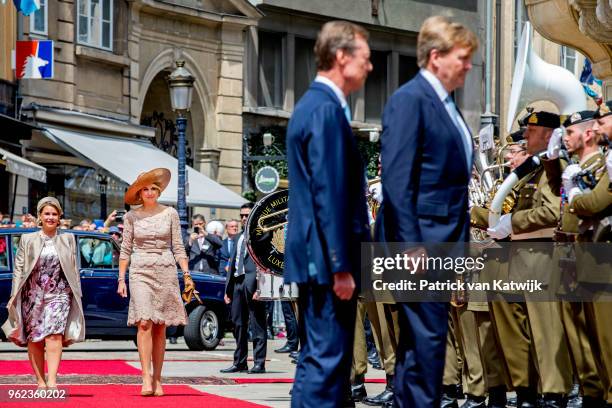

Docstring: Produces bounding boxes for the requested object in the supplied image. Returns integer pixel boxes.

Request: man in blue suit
[377,16,478,408]
[285,20,373,408]
[217,219,239,276]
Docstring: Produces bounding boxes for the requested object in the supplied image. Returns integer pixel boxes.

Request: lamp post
[97,173,108,220]
[167,60,194,238]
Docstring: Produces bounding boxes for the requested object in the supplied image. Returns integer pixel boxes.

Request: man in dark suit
[217,219,240,277]
[377,15,478,408]
[220,203,267,374]
[184,214,223,274]
[285,20,372,408]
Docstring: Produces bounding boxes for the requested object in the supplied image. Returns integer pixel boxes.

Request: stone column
[216,22,246,220]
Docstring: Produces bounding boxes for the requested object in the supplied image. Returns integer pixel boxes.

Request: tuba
[489,22,588,227]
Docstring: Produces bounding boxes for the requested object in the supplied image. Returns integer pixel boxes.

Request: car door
[77,234,133,336]
[0,234,12,327]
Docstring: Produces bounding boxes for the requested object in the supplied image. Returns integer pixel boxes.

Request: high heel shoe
[141,376,154,397]
[153,379,164,397]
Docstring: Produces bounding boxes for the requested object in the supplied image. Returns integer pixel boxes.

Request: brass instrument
[450,278,467,307]
[257,209,288,233]
[366,177,382,220]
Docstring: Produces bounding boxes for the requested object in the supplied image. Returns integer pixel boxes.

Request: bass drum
[245,189,298,300]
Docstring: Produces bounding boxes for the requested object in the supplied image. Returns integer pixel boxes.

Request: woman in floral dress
[2,197,85,389]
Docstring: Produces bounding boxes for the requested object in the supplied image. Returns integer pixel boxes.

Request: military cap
[594,100,612,119]
[506,129,525,144]
[562,110,596,128]
[524,110,561,128]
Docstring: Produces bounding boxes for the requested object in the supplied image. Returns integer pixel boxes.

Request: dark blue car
[0,228,229,350]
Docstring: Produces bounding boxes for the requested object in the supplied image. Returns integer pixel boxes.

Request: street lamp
[167,60,194,238]
[96,173,108,220]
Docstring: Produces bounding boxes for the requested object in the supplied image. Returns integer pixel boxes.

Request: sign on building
[15,40,54,79]
[255,166,280,194]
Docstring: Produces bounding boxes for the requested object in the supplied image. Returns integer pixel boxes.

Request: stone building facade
[6,0,259,220]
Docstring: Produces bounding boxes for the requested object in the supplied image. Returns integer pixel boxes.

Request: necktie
[235,236,247,277]
[445,96,472,168]
[227,239,232,255]
[343,104,352,123]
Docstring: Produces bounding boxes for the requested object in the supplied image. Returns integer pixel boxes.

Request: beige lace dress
[119,206,188,326]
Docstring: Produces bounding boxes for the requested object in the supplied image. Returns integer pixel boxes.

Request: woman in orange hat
[116,168,194,396]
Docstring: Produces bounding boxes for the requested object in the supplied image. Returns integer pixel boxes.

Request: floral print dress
[21,234,72,342]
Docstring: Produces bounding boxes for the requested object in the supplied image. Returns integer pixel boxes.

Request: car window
[11,235,21,260]
[79,237,118,269]
[0,236,9,270]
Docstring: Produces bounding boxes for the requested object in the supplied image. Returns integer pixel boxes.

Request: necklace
[40,230,57,240]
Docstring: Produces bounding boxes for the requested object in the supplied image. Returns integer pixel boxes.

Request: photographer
[104,209,127,230]
[184,214,223,274]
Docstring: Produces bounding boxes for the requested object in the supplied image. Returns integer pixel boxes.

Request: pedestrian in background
[184,214,223,274]
[2,196,85,390]
[218,219,240,276]
[221,202,268,374]
[116,168,195,397]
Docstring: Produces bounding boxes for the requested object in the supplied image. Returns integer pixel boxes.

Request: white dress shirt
[420,69,473,170]
[314,75,352,122]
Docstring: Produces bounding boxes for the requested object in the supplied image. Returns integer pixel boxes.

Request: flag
[580,58,602,102]
[15,40,53,79]
[12,0,40,15]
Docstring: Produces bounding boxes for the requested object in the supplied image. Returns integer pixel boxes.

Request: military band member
[565,103,612,405]
[544,110,608,407]
[473,111,573,408]
[357,176,401,407]
[592,100,612,185]
[450,132,530,408]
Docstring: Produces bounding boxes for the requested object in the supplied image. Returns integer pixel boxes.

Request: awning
[43,126,246,209]
[0,113,41,143]
[0,147,47,182]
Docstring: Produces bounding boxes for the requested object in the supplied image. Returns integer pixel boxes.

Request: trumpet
[257,209,288,233]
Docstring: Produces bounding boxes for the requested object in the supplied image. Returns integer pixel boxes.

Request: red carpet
[0,360,141,376]
[233,378,386,384]
[0,385,269,407]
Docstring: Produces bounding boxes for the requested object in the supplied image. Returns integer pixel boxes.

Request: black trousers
[281,300,299,350]
[231,273,267,366]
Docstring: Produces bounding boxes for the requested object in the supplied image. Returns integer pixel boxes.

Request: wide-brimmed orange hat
[124,168,171,205]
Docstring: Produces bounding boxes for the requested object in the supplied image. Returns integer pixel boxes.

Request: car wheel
[184,305,222,351]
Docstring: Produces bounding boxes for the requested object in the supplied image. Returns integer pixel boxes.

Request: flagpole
[15,1,24,119]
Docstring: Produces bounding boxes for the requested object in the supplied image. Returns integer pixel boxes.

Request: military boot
[441,384,460,408]
[487,386,507,408]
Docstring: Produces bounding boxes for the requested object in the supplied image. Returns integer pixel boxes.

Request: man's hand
[333,272,355,300]
[487,214,513,240]
[404,246,428,275]
[224,294,231,304]
[562,164,581,194]
[546,127,563,160]
[252,291,260,301]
